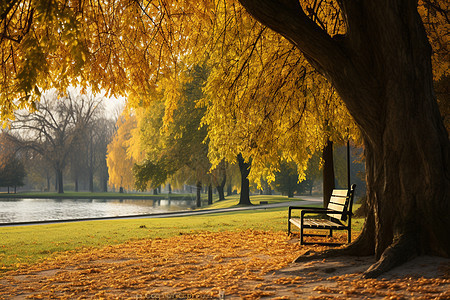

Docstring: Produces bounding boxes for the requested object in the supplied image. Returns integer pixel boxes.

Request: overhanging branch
[237,0,349,76]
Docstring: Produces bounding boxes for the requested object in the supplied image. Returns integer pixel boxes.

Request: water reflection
[0,198,197,223]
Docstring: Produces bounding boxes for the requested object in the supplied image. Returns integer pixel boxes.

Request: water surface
[0,198,196,223]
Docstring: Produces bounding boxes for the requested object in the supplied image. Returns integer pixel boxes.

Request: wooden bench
[288,184,356,246]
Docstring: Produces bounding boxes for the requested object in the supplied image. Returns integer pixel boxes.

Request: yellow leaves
[1,229,449,299]
[106,111,140,190]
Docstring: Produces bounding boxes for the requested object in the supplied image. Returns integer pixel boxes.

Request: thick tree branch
[237,0,349,76]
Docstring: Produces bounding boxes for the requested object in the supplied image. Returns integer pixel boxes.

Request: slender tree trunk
[54,170,58,192]
[74,177,79,192]
[227,184,232,196]
[196,181,202,207]
[102,177,108,192]
[322,139,335,207]
[237,153,252,205]
[56,168,64,194]
[89,169,94,192]
[216,185,225,201]
[88,133,94,193]
[238,0,450,277]
[46,172,50,192]
[216,174,226,201]
[208,184,213,205]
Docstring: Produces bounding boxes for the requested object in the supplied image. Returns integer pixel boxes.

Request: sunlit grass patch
[0,205,364,272]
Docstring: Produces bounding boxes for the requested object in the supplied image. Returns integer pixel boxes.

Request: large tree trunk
[237,153,252,205]
[239,0,450,277]
[322,139,335,207]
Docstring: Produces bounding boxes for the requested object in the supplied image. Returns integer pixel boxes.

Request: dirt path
[1,231,448,299]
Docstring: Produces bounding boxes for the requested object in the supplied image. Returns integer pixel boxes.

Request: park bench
[288,184,356,246]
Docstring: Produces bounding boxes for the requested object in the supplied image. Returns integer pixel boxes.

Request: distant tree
[11,91,104,193]
[0,132,26,192]
[132,65,218,206]
[273,160,301,198]
[106,113,140,192]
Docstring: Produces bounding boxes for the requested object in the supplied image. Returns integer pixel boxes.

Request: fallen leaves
[0,229,448,299]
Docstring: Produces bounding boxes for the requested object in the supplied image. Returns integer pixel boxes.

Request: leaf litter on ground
[0,229,448,299]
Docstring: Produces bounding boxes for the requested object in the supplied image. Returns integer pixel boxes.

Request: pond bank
[0,192,192,201]
[0,199,320,227]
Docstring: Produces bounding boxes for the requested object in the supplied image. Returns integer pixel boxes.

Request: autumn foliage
[1,230,448,299]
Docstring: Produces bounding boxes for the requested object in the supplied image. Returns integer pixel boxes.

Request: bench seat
[290,217,345,229]
[288,184,356,246]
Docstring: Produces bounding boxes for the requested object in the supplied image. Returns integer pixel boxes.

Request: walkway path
[0,196,323,227]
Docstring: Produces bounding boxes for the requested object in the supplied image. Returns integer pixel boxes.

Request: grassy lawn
[205,194,302,209]
[0,194,363,273]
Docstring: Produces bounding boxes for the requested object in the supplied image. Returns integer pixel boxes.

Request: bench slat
[329,196,347,205]
[332,189,349,197]
[327,203,345,212]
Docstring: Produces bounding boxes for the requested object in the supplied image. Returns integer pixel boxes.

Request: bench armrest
[300,208,337,217]
[289,206,326,210]
[288,206,325,219]
[301,209,353,221]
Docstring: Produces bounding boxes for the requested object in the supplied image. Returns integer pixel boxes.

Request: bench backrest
[326,184,356,221]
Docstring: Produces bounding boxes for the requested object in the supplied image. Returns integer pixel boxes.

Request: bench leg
[329,229,333,238]
[347,228,351,244]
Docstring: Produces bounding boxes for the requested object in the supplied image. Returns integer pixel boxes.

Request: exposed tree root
[293,231,419,279]
[293,237,373,263]
[363,232,419,278]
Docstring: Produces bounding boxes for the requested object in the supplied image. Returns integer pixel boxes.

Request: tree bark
[238,0,450,276]
[237,153,252,205]
[196,181,202,207]
[322,139,335,207]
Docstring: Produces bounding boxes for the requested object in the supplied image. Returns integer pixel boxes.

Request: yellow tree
[1,0,449,277]
[200,2,358,206]
[131,65,219,206]
[237,0,449,277]
[106,112,141,191]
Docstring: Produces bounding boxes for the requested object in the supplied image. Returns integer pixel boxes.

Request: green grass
[205,194,300,209]
[0,208,289,271]
[0,194,364,273]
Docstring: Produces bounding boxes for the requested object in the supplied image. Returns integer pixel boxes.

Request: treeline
[1,90,117,193]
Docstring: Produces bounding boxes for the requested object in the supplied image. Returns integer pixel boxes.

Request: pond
[0,198,197,224]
